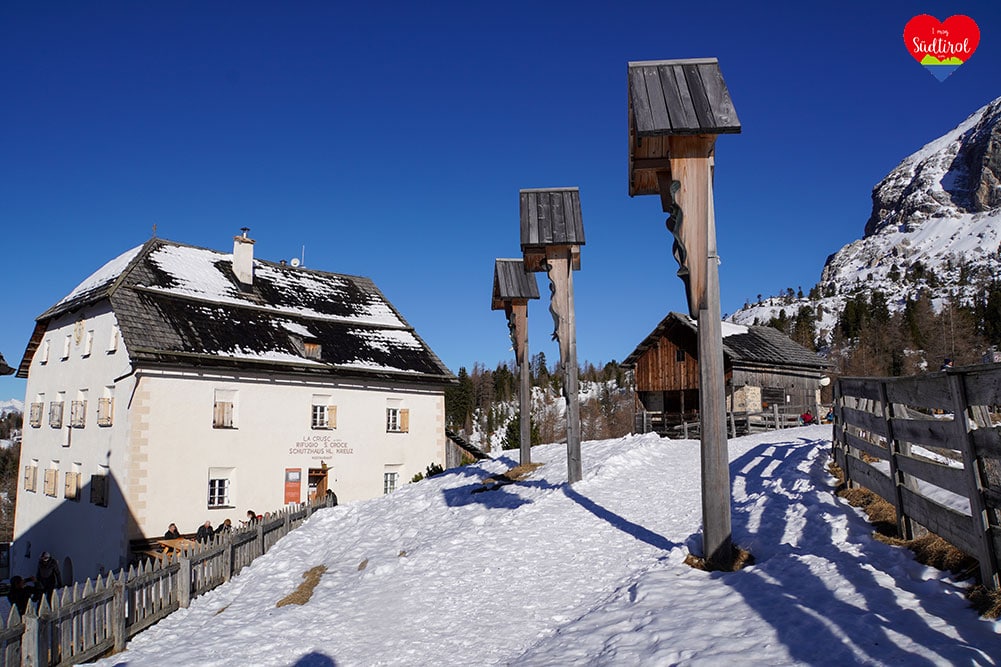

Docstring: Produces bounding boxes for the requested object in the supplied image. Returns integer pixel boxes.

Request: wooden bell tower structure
[520,187,586,484]
[492,258,541,465]
[628,58,741,568]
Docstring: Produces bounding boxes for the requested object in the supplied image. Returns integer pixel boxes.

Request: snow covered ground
[95,426,999,666]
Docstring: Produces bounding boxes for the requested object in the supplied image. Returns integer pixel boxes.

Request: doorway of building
[308,465,328,502]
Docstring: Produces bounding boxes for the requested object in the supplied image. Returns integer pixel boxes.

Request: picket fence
[0,496,335,666]
[832,363,1001,590]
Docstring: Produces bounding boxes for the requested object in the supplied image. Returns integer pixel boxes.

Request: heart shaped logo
[904,15,980,81]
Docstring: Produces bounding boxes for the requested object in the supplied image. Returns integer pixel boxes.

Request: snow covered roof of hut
[621,312,828,371]
[19,238,454,383]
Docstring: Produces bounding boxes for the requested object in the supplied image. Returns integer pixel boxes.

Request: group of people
[6,551,63,614]
[163,510,263,545]
[799,408,835,426]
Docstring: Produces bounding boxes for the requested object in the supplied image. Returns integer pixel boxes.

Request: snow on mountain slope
[0,398,23,416]
[93,429,999,666]
[732,97,1001,336]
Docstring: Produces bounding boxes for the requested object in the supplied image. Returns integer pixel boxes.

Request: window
[90,472,109,507]
[49,400,65,429]
[29,402,43,428]
[64,471,81,500]
[70,395,87,429]
[62,334,72,360]
[40,339,51,364]
[303,341,322,360]
[83,330,94,357]
[208,479,231,507]
[675,349,686,362]
[311,395,336,429]
[383,472,399,494]
[44,467,59,497]
[386,407,410,433]
[213,389,237,429]
[23,464,38,492]
[97,393,114,427]
[108,325,120,353]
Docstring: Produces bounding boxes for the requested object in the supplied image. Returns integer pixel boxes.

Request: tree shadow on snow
[714,437,994,665]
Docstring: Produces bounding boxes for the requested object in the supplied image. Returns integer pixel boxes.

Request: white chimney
[233,228,255,287]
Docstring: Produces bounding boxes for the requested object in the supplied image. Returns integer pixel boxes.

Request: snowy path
[96,426,999,666]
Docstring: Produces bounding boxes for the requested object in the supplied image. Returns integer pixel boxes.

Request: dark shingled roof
[622,312,828,370]
[491,259,540,310]
[0,353,14,376]
[18,238,455,384]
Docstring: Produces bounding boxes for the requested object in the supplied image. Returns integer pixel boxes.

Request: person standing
[164,523,181,539]
[36,552,62,597]
[196,520,214,542]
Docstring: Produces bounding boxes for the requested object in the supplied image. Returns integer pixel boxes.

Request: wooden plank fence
[0,496,335,666]
[832,363,1001,590]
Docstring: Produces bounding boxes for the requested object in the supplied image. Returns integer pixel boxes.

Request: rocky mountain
[733,96,1001,341]
[0,399,23,416]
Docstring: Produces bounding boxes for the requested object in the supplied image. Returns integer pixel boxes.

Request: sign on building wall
[284,468,302,504]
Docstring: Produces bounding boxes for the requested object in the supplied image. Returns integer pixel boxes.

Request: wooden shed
[621,313,829,434]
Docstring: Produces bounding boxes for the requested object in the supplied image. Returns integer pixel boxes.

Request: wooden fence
[0,496,335,666]
[637,403,818,438]
[832,363,1001,590]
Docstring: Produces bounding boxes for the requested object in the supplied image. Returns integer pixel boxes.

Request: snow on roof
[142,244,405,328]
[54,244,143,308]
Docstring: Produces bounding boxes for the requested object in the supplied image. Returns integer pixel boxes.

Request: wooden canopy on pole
[519,187,586,484]
[492,258,540,465]
[627,58,741,569]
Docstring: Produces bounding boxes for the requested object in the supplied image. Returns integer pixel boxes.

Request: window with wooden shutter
[64,472,81,500]
[43,469,58,497]
[90,474,108,507]
[49,402,64,429]
[97,397,114,426]
[29,402,43,428]
[213,389,237,429]
[70,400,87,428]
[24,465,38,492]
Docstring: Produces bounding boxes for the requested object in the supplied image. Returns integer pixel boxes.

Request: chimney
[233,227,255,287]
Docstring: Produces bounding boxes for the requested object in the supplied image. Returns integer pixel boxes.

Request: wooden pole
[661,137,733,569]
[507,302,533,465]
[545,248,582,483]
[697,167,733,570]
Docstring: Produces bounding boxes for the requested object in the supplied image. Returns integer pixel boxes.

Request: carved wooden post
[520,188,586,484]
[628,58,741,569]
[492,259,541,465]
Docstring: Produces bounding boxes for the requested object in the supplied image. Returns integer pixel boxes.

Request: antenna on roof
[289,257,301,268]
[301,245,306,267]
[152,223,157,238]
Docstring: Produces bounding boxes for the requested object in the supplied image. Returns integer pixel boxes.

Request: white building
[13,233,455,583]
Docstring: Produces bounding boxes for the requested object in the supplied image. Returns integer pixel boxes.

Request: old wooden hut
[621,312,829,434]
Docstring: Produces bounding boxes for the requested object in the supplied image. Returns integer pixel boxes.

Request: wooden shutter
[329,405,337,429]
[399,409,410,433]
[90,474,108,506]
[43,469,57,496]
[24,466,37,492]
[65,472,80,500]
[98,397,113,426]
[214,401,233,428]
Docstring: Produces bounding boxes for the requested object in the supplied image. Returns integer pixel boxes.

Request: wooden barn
[621,313,829,435]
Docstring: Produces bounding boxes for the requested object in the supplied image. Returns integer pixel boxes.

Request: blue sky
[2,1,999,401]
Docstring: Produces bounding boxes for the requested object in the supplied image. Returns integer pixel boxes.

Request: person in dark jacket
[36,552,62,596]
[215,519,232,535]
[195,521,214,542]
[164,523,181,539]
[6,576,34,614]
